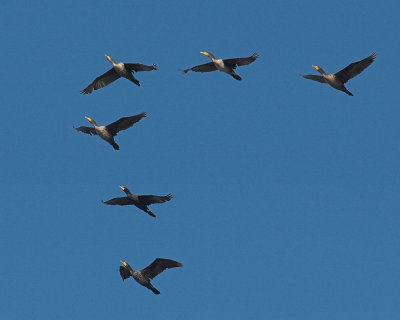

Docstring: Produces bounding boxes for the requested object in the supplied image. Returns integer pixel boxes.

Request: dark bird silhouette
[299,52,376,96]
[81,55,157,94]
[103,186,173,217]
[183,52,259,80]
[120,258,183,294]
[73,112,146,150]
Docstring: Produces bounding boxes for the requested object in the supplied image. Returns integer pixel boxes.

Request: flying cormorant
[120,258,183,295]
[81,55,157,94]
[183,52,259,80]
[299,52,376,96]
[103,186,173,217]
[73,112,146,150]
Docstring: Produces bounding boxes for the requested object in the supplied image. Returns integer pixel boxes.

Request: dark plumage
[81,55,157,94]
[299,52,376,96]
[120,258,183,295]
[103,186,173,217]
[183,52,259,80]
[73,112,146,150]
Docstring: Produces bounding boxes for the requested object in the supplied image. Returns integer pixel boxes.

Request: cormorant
[73,112,146,150]
[299,52,376,96]
[103,186,173,217]
[183,52,259,80]
[120,258,183,295]
[81,55,157,94]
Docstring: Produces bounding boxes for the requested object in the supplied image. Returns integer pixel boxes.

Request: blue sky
[1,0,399,319]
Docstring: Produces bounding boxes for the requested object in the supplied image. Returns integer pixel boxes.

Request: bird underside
[214,62,242,80]
[299,73,353,95]
[324,75,354,96]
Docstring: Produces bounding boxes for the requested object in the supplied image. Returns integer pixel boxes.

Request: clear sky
[1,0,399,319]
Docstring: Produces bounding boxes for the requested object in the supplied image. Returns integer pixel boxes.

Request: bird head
[105,54,115,64]
[119,186,131,195]
[312,65,326,75]
[84,116,97,126]
[200,51,215,59]
[120,260,128,267]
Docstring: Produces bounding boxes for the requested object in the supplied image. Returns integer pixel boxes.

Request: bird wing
[183,62,217,73]
[141,258,183,279]
[73,126,98,135]
[119,266,131,280]
[298,73,326,83]
[223,53,259,69]
[335,52,376,83]
[80,68,120,94]
[125,63,158,72]
[138,194,173,206]
[106,112,147,136]
[102,197,135,206]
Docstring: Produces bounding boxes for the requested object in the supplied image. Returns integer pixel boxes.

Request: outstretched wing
[335,52,376,83]
[119,266,131,280]
[298,73,326,83]
[102,197,135,206]
[125,63,158,72]
[183,62,217,73]
[138,194,173,206]
[106,112,147,136]
[80,68,120,94]
[223,53,259,69]
[141,258,183,279]
[73,126,98,135]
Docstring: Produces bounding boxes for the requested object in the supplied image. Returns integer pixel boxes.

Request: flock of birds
[74,51,376,295]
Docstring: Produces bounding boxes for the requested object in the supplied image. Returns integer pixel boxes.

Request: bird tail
[343,88,354,96]
[231,73,242,81]
[111,141,120,150]
[150,286,160,295]
[145,208,156,218]
[128,75,140,86]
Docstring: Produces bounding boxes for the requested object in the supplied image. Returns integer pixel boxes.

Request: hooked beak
[119,186,126,191]
[200,51,209,57]
[85,116,92,122]
[120,260,127,267]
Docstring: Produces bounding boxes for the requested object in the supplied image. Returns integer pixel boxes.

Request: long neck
[123,188,132,196]
[125,262,135,273]
[315,66,326,75]
[207,52,216,60]
[106,55,117,66]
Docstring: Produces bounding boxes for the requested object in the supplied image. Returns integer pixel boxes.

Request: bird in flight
[81,55,157,94]
[73,112,146,150]
[119,258,183,294]
[299,52,376,96]
[183,52,259,81]
[103,186,173,217]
